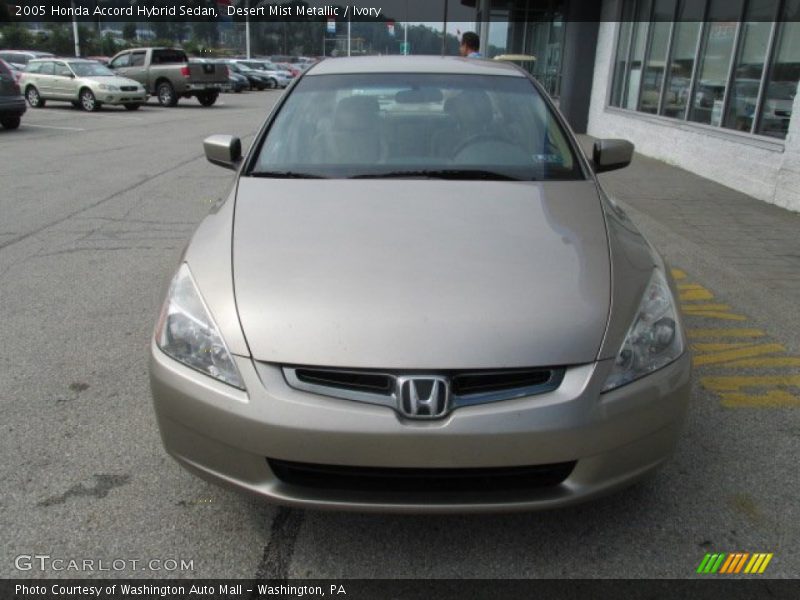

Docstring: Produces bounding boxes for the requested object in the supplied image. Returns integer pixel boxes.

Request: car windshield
[70,62,114,77]
[252,73,582,181]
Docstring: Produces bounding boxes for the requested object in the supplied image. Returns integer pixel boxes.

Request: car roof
[307,56,525,77]
[0,50,53,56]
[28,57,94,63]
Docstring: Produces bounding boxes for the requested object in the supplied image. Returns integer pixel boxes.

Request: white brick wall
[587,3,800,213]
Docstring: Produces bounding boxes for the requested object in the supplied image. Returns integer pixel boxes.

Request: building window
[757,0,800,138]
[660,0,703,118]
[609,0,798,140]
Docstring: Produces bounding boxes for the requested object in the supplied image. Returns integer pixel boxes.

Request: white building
[468,0,800,212]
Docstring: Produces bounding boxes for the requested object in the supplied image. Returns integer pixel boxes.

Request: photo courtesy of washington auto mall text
[13,583,349,598]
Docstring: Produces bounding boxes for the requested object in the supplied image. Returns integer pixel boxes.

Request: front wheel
[157,81,178,107]
[26,86,45,108]
[266,78,277,89]
[1,116,21,130]
[124,103,141,111]
[80,89,100,112]
[197,92,218,107]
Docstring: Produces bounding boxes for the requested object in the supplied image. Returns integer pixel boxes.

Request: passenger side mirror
[592,139,634,173]
[204,135,242,170]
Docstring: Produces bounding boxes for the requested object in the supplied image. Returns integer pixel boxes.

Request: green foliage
[0,23,34,49]
[122,23,137,42]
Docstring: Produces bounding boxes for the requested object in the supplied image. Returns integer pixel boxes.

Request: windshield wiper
[349,169,525,181]
[249,170,328,179]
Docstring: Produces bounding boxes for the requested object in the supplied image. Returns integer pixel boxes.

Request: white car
[21,58,147,111]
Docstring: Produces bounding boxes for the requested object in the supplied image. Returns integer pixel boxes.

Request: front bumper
[95,91,148,105]
[150,342,691,513]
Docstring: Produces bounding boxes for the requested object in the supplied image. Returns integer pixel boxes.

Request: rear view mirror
[204,135,242,170]
[593,139,634,173]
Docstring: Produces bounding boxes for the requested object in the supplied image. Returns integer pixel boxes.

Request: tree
[122,22,137,42]
[0,23,34,50]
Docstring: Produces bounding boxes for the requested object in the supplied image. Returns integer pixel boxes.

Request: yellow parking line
[691,343,753,351]
[671,268,687,280]
[724,357,800,368]
[702,375,800,391]
[687,329,765,339]
[693,343,786,367]
[680,289,715,302]
[682,304,732,312]
[721,391,800,408]
[684,311,748,321]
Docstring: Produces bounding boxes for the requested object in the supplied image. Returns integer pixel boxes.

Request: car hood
[232,179,610,369]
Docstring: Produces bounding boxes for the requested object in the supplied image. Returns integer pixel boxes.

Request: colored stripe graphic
[698,553,727,574]
[701,553,773,575]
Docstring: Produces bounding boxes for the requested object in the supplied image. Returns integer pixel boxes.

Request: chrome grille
[282,366,564,416]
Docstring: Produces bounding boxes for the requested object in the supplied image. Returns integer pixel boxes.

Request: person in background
[459,32,482,58]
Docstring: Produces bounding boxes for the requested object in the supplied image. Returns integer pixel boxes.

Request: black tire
[157,81,178,107]
[26,86,45,108]
[79,88,100,112]
[266,78,277,89]
[124,103,141,111]
[1,116,21,130]
[71,101,81,109]
[197,92,218,107]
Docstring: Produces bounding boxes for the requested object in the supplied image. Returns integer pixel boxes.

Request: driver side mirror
[204,135,242,170]
[593,139,634,173]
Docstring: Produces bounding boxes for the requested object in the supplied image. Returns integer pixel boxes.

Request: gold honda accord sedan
[20,58,147,111]
[150,56,692,513]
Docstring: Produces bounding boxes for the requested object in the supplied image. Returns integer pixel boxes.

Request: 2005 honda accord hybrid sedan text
[149,56,692,513]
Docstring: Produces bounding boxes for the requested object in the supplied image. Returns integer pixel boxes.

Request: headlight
[155,263,245,389]
[99,84,119,91]
[602,269,684,392]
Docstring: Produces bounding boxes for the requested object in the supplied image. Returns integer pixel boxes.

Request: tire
[79,88,100,112]
[26,86,45,108]
[157,81,178,107]
[197,92,218,107]
[71,101,81,109]
[1,116,21,130]
[266,78,277,89]
[124,103,141,111]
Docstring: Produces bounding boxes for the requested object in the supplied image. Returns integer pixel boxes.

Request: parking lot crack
[0,153,203,252]
[37,474,131,507]
[251,508,304,586]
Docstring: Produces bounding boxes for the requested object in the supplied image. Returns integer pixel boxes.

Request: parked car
[0,58,26,129]
[107,47,229,107]
[85,55,110,65]
[20,58,148,111]
[232,59,291,88]
[225,67,249,93]
[0,50,54,70]
[275,62,300,78]
[150,56,691,513]
[223,60,267,90]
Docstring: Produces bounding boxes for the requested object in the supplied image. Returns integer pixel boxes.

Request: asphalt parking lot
[2,90,799,580]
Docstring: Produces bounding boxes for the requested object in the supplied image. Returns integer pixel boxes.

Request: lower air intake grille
[267,459,576,493]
